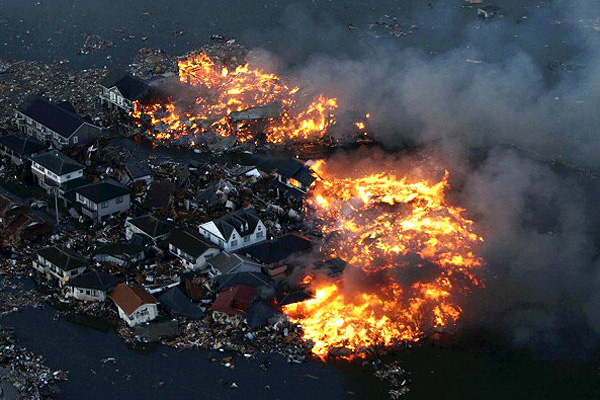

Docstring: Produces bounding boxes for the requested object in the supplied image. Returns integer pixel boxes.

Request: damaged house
[69,179,131,222]
[15,95,102,148]
[32,246,88,286]
[0,133,47,166]
[125,214,176,243]
[166,229,220,271]
[98,70,152,113]
[94,243,146,268]
[272,158,316,200]
[30,151,85,196]
[109,282,159,326]
[198,208,266,252]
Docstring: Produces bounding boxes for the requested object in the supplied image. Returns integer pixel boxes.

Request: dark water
[2,0,600,398]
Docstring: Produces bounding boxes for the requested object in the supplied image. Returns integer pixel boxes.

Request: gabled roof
[100,70,150,101]
[74,180,130,204]
[0,133,47,156]
[216,271,273,290]
[204,208,262,241]
[158,286,204,319]
[166,229,217,258]
[244,233,313,264]
[277,289,314,306]
[126,215,176,239]
[17,95,91,139]
[109,283,158,316]
[67,271,121,291]
[275,158,316,186]
[94,243,145,258]
[143,181,175,209]
[125,162,152,179]
[37,246,88,271]
[31,151,84,175]
[208,252,261,275]
[210,284,256,316]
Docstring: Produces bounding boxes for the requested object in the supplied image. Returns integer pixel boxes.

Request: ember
[131,52,338,144]
[283,160,484,358]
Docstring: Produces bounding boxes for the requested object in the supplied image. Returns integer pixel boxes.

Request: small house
[109,283,159,326]
[99,70,152,113]
[0,133,47,166]
[15,95,102,148]
[166,229,220,271]
[272,158,316,199]
[125,215,176,243]
[65,271,121,301]
[30,151,85,195]
[94,243,146,268]
[243,232,313,279]
[198,208,266,252]
[70,180,131,222]
[32,246,88,286]
[207,252,263,278]
[210,284,257,317]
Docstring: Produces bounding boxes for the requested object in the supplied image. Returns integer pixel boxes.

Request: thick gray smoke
[255,0,600,359]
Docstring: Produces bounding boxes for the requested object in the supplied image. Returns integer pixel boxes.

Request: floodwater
[1,0,600,398]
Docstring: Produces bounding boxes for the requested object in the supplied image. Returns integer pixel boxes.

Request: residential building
[123,162,153,186]
[0,133,47,166]
[207,252,263,278]
[15,95,102,148]
[71,180,131,222]
[198,208,266,252]
[30,151,85,195]
[94,243,146,268]
[210,284,257,317]
[65,271,121,301]
[166,229,220,271]
[0,194,51,242]
[125,215,176,242]
[32,246,88,285]
[98,70,151,113]
[272,158,316,199]
[243,233,313,279]
[142,181,175,211]
[109,283,159,326]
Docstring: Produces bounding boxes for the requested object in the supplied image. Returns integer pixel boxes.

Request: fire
[283,161,484,358]
[131,52,337,144]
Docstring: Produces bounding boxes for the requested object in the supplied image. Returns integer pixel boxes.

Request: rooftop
[74,180,130,204]
[17,95,92,139]
[0,133,47,156]
[108,283,158,316]
[37,246,88,271]
[31,151,84,176]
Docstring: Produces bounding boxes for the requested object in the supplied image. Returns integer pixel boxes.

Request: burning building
[282,158,485,358]
[131,51,338,146]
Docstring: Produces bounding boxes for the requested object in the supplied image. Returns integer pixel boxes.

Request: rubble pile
[0,276,46,317]
[0,326,68,399]
[129,48,178,79]
[0,60,109,123]
[78,34,113,55]
[372,360,411,399]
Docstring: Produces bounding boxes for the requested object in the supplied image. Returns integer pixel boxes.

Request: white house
[71,180,131,222]
[65,271,121,302]
[99,70,151,113]
[32,246,88,286]
[30,151,85,195]
[108,283,159,326]
[166,229,220,271]
[198,208,266,252]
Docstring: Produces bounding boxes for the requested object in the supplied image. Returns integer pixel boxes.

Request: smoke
[254,0,600,358]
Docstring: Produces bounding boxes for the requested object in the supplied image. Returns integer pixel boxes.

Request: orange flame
[283,161,484,358]
[131,52,337,144]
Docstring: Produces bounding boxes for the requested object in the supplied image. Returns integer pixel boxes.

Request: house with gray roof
[198,208,266,252]
[65,271,122,301]
[30,151,85,195]
[94,243,146,268]
[0,133,47,166]
[71,180,131,222]
[32,246,88,285]
[125,214,176,243]
[207,252,263,278]
[99,70,151,113]
[273,158,316,199]
[166,229,220,271]
[15,95,102,148]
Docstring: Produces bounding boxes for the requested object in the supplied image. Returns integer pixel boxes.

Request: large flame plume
[283,160,484,358]
[131,52,338,144]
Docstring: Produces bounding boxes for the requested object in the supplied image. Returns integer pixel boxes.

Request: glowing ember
[283,161,484,358]
[131,52,337,144]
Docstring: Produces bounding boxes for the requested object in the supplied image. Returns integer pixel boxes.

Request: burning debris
[131,50,338,146]
[283,159,484,358]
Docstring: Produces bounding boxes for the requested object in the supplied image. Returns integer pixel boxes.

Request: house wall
[78,193,130,222]
[71,123,102,146]
[69,286,106,301]
[35,255,87,286]
[31,162,84,192]
[169,244,220,271]
[118,303,158,327]
[199,220,267,252]
[99,87,134,112]
[94,254,128,267]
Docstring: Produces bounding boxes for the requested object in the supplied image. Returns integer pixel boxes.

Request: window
[73,136,78,144]
[243,236,250,243]
[86,290,91,295]
[66,174,71,179]
[116,196,123,204]
[101,201,108,209]
[256,231,264,239]
[231,240,238,248]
